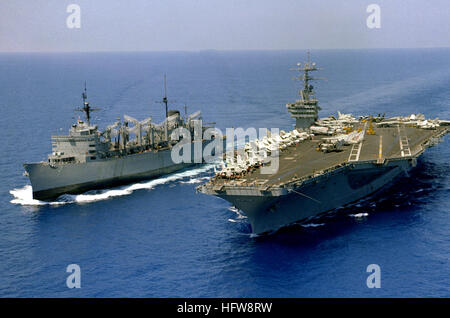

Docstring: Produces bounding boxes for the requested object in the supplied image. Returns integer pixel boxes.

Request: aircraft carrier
[198,54,450,235]
[24,78,223,200]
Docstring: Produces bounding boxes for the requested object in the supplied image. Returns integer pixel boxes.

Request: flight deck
[209,124,448,189]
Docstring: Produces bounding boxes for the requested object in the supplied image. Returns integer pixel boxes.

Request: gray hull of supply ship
[24,141,207,200]
[24,80,223,201]
[198,54,450,235]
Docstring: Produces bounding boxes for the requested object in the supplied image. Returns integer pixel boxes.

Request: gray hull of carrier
[198,54,450,235]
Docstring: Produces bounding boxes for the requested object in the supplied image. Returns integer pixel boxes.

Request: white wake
[10,164,215,206]
[300,223,325,228]
[350,213,369,218]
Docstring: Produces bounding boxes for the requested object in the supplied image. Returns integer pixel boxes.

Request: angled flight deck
[198,54,449,235]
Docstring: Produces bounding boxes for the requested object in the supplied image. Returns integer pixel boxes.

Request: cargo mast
[156,74,171,141]
[77,82,99,126]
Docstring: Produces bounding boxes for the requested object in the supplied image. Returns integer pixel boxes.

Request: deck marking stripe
[355,140,363,161]
[398,124,411,157]
[348,122,367,162]
[377,135,383,163]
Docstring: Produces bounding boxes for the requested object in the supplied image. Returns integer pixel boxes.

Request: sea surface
[1,49,449,297]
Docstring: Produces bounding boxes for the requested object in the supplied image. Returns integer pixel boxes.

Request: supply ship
[24,78,222,200]
[198,54,449,235]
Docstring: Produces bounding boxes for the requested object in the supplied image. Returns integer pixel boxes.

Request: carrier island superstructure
[24,80,222,200]
[198,55,450,235]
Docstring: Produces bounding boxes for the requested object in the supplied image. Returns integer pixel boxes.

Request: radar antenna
[76,81,100,125]
[287,51,327,129]
[290,51,327,102]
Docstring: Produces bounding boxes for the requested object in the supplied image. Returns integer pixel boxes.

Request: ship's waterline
[3,49,450,297]
[24,140,213,200]
[198,54,450,235]
[12,163,216,206]
[23,80,224,200]
[218,161,410,234]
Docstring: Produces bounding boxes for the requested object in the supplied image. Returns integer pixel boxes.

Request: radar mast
[77,81,99,126]
[287,51,326,129]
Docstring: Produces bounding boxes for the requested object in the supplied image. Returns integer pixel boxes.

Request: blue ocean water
[1,49,449,297]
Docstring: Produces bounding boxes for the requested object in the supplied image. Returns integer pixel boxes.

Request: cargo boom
[24,79,221,200]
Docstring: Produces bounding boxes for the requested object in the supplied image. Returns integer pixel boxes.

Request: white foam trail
[301,223,325,228]
[227,218,237,223]
[10,164,215,206]
[228,206,247,219]
[179,177,210,184]
[350,213,369,218]
[9,185,67,206]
